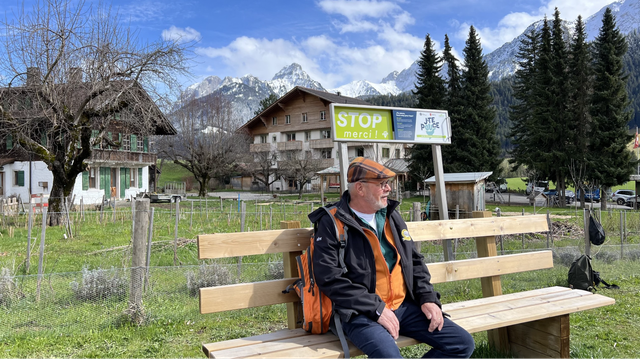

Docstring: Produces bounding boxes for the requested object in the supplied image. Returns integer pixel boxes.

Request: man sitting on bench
[310,157,475,358]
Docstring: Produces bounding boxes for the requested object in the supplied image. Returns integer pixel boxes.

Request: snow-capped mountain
[184,0,640,121]
[485,0,640,82]
[183,63,326,121]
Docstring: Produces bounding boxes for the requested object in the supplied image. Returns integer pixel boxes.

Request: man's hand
[421,302,444,332]
[377,307,399,339]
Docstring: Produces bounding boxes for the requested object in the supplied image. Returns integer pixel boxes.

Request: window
[260,134,268,143]
[137,136,143,151]
[285,115,291,124]
[14,170,24,186]
[130,168,137,187]
[382,148,390,158]
[286,133,296,141]
[321,130,331,139]
[320,111,326,120]
[357,148,364,157]
[272,135,277,143]
[131,134,138,152]
[6,134,12,150]
[89,168,97,188]
[321,149,332,159]
[122,134,130,151]
[304,131,311,141]
[395,148,401,158]
[272,117,277,125]
[92,130,100,149]
[302,113,308,122]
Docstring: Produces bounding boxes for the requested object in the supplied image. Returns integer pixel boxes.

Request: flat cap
[347,157,396,183]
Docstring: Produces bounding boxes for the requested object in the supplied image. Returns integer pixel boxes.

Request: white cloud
[453,0,615,52]
[196,0,422,88]
[162,26,201,43]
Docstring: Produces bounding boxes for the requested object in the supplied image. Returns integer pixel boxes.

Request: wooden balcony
[347,142,373,147]
[309,138,334,149]
[250,143,272,152]
[277,158,335,170]
[277,141,303,151]
[89,149,157,165]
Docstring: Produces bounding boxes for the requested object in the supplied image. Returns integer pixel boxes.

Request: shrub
[594,251,619,264]
[553,248,581,267]
[266,260,284,280]
[186,263,235,297]
[70,267,127,301]
[0,267,23,307]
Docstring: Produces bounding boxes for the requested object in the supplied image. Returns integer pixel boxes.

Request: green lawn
[506,177,636,193]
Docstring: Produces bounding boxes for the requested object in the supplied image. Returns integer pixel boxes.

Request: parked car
[576,189,601,202]
[625,196,639,209]
[525,180,549,195]
[543,189,575,204]
[612,189,635,205]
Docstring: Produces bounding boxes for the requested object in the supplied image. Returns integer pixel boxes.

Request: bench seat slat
[203,287,614,359]
[197,215,549,259]
[202,329,308,354]
[200,251,554,314]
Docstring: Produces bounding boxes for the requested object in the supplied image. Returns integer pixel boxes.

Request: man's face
[360,179,391,211]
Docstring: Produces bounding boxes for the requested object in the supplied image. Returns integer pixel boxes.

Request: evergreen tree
[441,34,464,172]
[456,26,501,177]
[548,8,571,204]
[509,28,540,173]
[589,7,634,207]
[254,93,278,116]
[408,34,446,185]
[566,15,592,206]
[530,17,555,181]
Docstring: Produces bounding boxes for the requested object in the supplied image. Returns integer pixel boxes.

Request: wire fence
[2,198,640,342]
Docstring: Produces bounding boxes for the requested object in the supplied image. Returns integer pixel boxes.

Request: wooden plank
[200,279,300,314]
[203,329,309,356]
[452,293,614,334]
[509,342,555,359]
[281,220,303,330]
[210,332,347,358]
[200,253,553,313]
[507,315,569,358]
[198,228,313,259]
[427,251,553,284]
[197,215,549,259]
[443,286,570,312]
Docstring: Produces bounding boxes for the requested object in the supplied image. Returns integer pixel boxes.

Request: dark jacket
[309,191,441,323]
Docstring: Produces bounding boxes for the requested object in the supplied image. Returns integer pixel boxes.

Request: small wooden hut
[425,172,492,219]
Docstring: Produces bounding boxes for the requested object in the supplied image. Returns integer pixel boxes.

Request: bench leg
[505,315,570,358]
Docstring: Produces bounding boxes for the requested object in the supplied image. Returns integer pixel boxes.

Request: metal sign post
[432,144,453,260]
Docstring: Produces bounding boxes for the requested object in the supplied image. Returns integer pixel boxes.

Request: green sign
[332,105,394,141]
[330,104,450,144]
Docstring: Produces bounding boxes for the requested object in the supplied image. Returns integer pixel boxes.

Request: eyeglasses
[360,180,391,189]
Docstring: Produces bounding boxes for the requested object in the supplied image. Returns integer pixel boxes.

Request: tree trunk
[601,187,607,210]
[47,180,66,226]
[198,175,209,198]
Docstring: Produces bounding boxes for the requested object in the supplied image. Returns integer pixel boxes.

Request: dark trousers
[340,300,474,358]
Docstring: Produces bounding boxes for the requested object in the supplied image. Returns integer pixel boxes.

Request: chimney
[336,91,341,96]
[26,67,41,86]
[69,67,82,83]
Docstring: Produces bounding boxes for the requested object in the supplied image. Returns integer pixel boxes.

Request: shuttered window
[82,171,89,190]
[15,171,24,186]
[131,134,137,152]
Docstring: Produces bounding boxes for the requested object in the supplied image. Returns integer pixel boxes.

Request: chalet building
[0,68,176,205]
[241,86,407,192]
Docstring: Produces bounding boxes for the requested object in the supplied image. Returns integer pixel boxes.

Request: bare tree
[0,0,191,225]
[279,150,327,199]
[160,93,249,197]
[248,150,282,192]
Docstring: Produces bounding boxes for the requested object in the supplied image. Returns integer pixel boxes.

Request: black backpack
[588,213,606,246]
[568,255,619,291]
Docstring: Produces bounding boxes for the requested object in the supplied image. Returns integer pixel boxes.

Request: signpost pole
[432,144,453,261]
[339,142,349,195]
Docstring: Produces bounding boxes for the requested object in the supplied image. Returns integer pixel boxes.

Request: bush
[553,248,581,267]
[265,260,284,280]
[186,263,235,297]
[70,267,127,301]
[0,267,23,307]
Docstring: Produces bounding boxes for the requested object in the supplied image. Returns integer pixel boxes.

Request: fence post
[584,209,591,257]
[36,208,47,302]
[547,210,552,248]
[454,205,460,257]
[173,199,180,266]
[281,220,303,330]
[145,207,155,291]
[129,198,150,323]
[521,209,525,250]
[620,211,624,259]
[26,204,33,273]
[497,208,503,255]
[190,200,194,231]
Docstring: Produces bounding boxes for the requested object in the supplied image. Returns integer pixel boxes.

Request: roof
[316,165,341,175]
[383,158,409,174]
[241,86,370,131]
[425,172,493,184]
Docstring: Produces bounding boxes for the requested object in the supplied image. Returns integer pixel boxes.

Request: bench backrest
[197,213,551,317]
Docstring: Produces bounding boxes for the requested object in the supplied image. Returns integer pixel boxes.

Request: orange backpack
[284,205,351,356]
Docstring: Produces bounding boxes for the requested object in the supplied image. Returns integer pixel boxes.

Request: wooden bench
[197,211,615,358]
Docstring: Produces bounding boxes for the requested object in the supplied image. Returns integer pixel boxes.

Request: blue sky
[1,0,618,89]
